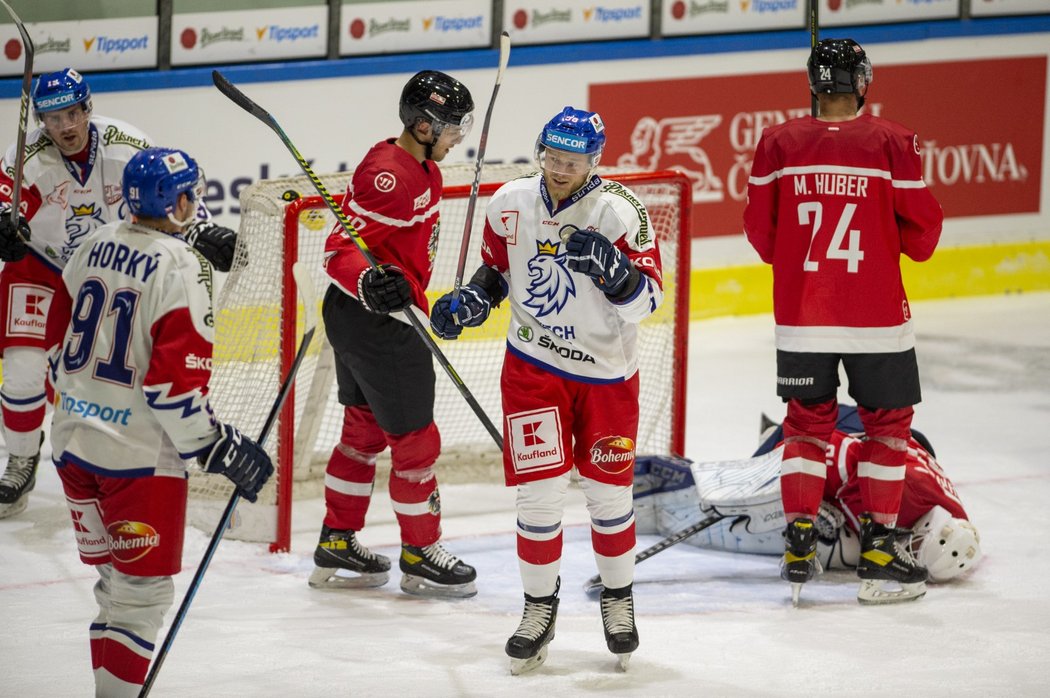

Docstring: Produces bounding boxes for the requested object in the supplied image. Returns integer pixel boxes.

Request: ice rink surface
[3,292,1048,697]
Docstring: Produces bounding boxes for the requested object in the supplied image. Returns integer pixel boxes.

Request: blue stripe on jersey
[507,342,624,385]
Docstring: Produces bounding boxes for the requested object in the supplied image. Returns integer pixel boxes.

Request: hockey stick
[139,263,317,697]
[211,69,504,451]
[450,31,510,310]
[809,0,819,118]
[583,513,726,594]
[0,0,34,239]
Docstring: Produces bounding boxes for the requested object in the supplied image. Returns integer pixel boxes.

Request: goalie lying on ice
[635,408,981,584]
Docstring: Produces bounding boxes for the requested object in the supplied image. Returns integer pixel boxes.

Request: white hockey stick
[139,263,317,697]
[0,0,34,238]
[450,31,510,309]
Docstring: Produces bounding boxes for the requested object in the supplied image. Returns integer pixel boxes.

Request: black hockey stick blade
[139,264,317,697]
[583,513,726,595]
[212,69,279,132]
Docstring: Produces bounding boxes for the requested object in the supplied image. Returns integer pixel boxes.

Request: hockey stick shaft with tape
[0,0,34,237]
[139,264,317,697]
[451,31,510,308]
[211,70,503,451]
[583,513,726,594]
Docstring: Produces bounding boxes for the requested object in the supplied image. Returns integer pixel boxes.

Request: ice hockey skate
[856,514,928,605]
[781,517,821,607]
[308,526,391,589]
[399,541,477,598]
[0,451,40,520]
[506,579,559,675]
[600,583,639,671]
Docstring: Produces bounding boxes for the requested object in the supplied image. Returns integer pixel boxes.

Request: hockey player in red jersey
[430,107,664,672]
[309,71,479,598]
[743,39,944,605]
[0,68,239,519]
[45,148,272,697]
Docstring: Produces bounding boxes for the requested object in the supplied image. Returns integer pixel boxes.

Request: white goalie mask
[909,506,982,582]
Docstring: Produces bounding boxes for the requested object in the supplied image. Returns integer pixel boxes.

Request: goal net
[188,163,692,551]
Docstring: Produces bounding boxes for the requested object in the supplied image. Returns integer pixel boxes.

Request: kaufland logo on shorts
[545,133,588,152]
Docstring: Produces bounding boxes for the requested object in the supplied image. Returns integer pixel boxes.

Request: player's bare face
[542,149,591,202]
[41,105,91,155]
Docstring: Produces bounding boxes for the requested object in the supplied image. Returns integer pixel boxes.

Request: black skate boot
[781,518,821,607]
[399,541,477,598]
[308,526,391,589]
[600,583,639,671]
[506,578,560,675]
[0,451,40,520]
[857,514,928,605]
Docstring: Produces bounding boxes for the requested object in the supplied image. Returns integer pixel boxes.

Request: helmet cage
[909,506,982,582]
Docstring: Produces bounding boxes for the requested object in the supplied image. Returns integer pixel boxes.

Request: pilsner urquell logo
[107,520,161,563]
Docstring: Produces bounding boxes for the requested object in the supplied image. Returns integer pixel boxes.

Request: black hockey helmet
[807,38,873,107]
[399,70,475,137]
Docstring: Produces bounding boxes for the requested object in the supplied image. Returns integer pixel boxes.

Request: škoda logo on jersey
[590,436,636,474]
[107,520,161,563]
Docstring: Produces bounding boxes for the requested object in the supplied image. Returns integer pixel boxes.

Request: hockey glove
[358,265,413,314]
[185,221,240,272]
[199,423,274,503]
[0,204,31,263]
[564,229,639,300]
[430,284,491,340]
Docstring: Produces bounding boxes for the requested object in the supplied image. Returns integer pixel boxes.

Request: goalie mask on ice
[909,506,982,582]
[535,107,606,176]
[123,147,204,227]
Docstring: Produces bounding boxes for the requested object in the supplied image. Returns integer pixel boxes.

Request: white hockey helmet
[909,506,982,582]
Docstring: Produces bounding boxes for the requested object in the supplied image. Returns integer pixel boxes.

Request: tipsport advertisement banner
[590,55,1046,237]
[171,7,327,66]
[818,0,960,27]
[660,0,805,35]
[971,0,1050,17]
[0,16,157,76]
[503,0,650,45]
[340,0,491,55]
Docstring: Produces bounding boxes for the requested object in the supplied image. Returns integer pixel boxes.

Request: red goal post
[189,164,692,552]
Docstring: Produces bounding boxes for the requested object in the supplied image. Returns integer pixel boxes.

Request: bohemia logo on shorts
[590,435,636,475]
[107,520,161,563]
[507,407,563,475]
[7,284,52,339]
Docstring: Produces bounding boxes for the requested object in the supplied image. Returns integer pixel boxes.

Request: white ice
[3,292,1049,696]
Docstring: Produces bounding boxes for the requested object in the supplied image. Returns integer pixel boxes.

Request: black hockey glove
[199,423,274,503]
[358,265,413,314]
[430,284,491,340]
[185,221,240,272]
[564,229,639,300]
[0,204,31,263]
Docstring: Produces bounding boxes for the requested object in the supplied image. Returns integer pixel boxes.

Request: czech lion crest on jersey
[57,202,106,263]
[523,239,576,317]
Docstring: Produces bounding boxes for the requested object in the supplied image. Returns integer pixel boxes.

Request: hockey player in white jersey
[0,68,239,518]
[46,147,272,697]
[430,107,664,673]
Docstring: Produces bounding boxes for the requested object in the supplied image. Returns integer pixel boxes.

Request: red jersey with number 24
[743,114,943,354]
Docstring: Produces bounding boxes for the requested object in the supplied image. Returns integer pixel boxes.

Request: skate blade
[790,582,804,607]
[0,495,28,519]
[615,652,633,672]
[510,644,549,675]
[857,579,927,605]
[308,566,390,589]
[400,574,477,599]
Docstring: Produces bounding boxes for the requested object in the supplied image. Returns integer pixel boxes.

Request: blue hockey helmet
[123,148,202,220]
[535,107,606,173]
[33,68,92,119]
